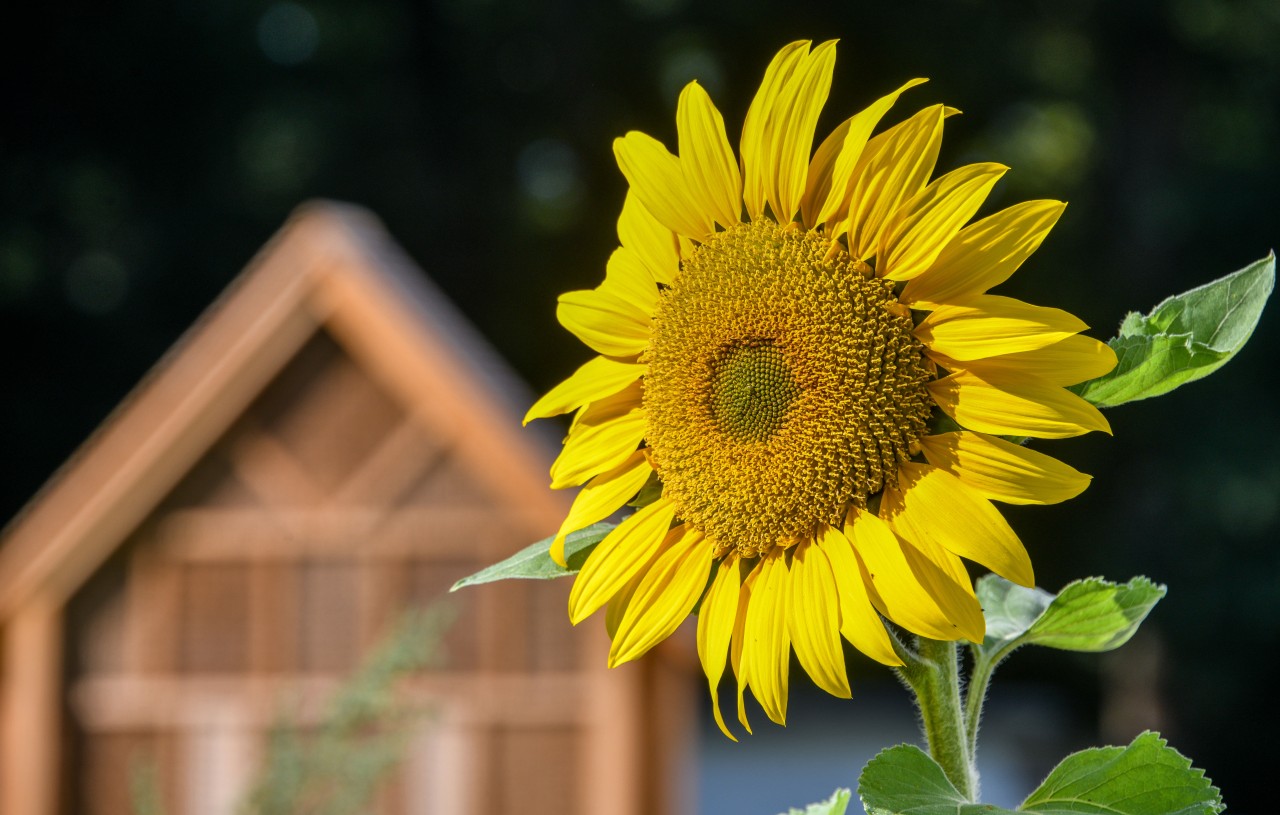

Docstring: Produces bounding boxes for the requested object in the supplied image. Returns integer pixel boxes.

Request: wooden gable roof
[0,201,566,618]
[0,202,696,815]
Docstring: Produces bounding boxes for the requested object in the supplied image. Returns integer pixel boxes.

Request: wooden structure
[0,203,695,815]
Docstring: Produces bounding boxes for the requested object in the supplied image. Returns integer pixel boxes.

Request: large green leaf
[858,734,1222,815]
[1074,253,1274,407]
[777,788,852,815]
[859,744,1010,815]
[1023,576,1166,651]
[974,575,1165,666]
[449,522,616,590]
[1021,732,1223,815]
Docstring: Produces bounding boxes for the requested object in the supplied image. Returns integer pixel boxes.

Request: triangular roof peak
[0,201,563,618]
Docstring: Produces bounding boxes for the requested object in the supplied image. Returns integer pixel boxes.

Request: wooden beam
[1,597,64,815]
[67,673,590,730]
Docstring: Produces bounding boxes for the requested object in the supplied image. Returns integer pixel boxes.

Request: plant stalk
[963,646,1002,762]
[893,636,978,801]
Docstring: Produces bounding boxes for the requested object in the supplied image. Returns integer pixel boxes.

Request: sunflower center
[709,340,799,442]
[643,219,934,558]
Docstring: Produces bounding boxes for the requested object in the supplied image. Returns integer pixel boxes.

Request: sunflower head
[644,219,934,558]
[525,39,1116,737]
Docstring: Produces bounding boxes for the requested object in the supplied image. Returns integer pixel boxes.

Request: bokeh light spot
[237,109,322,202]
[988,102,1095,191]
[516,138,584,232]
[257,2,320,66]
[657,38,724,103]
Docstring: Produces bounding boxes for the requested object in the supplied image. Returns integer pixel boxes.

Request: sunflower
[525,40,1116,738]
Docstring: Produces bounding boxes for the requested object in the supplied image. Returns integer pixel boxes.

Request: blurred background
[2,0,1278,811]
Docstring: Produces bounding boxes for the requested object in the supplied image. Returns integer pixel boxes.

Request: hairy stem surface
[894,636,977,800]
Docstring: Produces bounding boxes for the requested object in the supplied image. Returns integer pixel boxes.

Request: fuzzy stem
[893,636,977,801]
[963,645,1000,762]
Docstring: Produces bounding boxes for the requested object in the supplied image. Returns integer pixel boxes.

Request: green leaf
[858,744,1012,815]
[1074,252,1274,407]
[974,575,1165,664]
[449,522,616,590]
[1021,732,1224,815]
[1023,576,1166,652]
[857,735,1223,815]
[778,788,852,815]
[977,574,1055,652]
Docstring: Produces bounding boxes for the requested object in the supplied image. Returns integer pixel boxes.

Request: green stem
[893,636,978,801]
[963,645,1003,762]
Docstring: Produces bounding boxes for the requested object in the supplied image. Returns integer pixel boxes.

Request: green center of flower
[709,340,799,442]
[643,219,934,557]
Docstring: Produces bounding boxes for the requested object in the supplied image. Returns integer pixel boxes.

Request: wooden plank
[401,717,479,815]
[253,332,406,498]
[1,597,64,815]
[640,636,700,815]
[495,726,578,815]
[125,529,182,675]
[81,731,156,815]
[153,508,504,561]
[66,546,129,677]
[227,420,326,509]
[580,645,643,815]
[333,416,445,507]
[299,560,360,673]
[408,558,481,671]
[249,561,300,674]
[179,564,251,674]
[68,674,588,730]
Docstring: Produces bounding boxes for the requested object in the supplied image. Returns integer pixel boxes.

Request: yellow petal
[742,551,791,725]
[915,294,1088,361]
[524,356,645,425]
[930,334,1118,386]
[614,131,713,240]
[549,383,646,489]
[551,449,654,567]
[843,104,948,258]
[556,287,651,357]
[598,248,661,313]
[804,78,928,230]
[929,370,1113,439]
[568,498,676,624]
[765,40,838,224]
[813,525,900,667]
[843,507,976,642]
[889,462,1034,587]
[901,199,1066,307]
[732,563,755,734]
[919,431,1091,505]
[677,81,743,230]
[741,41,811,221]
[605,569,645,639]
[617,192,679,286]
[800,117,851,229]
[697,555,743,741]
[896,535,987,643]
[786,535,851,698]
[880,163,1009,282]
[610,525,711,667]
[878,489,988,643]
